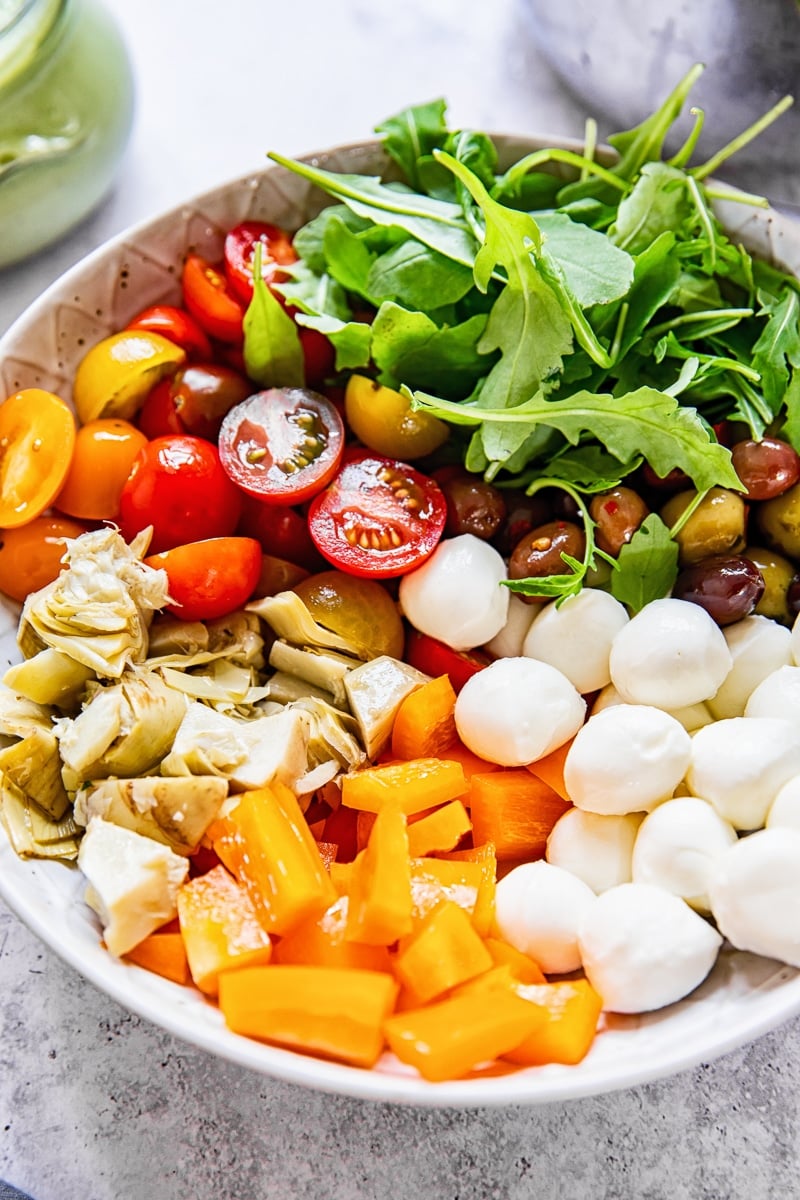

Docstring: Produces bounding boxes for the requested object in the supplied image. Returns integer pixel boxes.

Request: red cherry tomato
[139,365,252,441]
[236,494,325,572]
[218,387,344,507]
[126,305,213,361]
[306,452,447,578]
[137,379,186,439]
[119,435,242,554]
[145,536,262,621]
[298,325,336,388]
[404,629,491,693]
[181,254,245,344]
[224,221,298,304]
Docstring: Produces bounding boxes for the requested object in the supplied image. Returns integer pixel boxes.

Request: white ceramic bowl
[2,137,800,1106]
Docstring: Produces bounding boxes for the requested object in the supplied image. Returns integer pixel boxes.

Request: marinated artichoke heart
[344,656,430,758]
[250,591,363,657]
[75,775,228,854]
[18,527,169,678]
[158,660,270,713]
[55,671,188,783]
[0,684,55,737]
[268,640,354,708]
[0,726,70,819]
[294,695,366,774]
[4,647,95,710]
[0,776,80,860]
[146,610,264,670]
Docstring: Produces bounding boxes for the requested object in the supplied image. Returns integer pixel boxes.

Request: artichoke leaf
[344,656,430,759]
[292,695,366,773]
[145,610,265,671]
[75,775,228,855]
[264,671,335,707]
[268,640,353,708]
[0,685,55,738]
[250,591,363,658]
[159,661,270,711]
[0,726,70,819]
[4,647,95,710]
[0,776,80,860]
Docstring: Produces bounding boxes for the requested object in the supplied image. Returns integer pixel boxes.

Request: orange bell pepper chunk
[469,769,571,861]
[391,674,458,761]
[346,805,413,945]
[394,900,493,1003]
[384,986,546,1082]
[406,799,472,857]
[125,930,190,985]
[219,964,399,1068]
[441,842,497,937]
[410,856,483,924]
[525,737,575,801]
[341,757,467,816]
[484,936,546,984]
[177,864,272,996]
[274,897,392,973]
[503,979,603,1066]
[227,782,337,936]
[440,738,501,781]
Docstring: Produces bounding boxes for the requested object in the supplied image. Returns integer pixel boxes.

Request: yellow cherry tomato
[0,513,89,602]
[72,330,186,424]
[56,418,148,520]
[344,374,449,460]
[293,569,405,660]
[0,389,76,528]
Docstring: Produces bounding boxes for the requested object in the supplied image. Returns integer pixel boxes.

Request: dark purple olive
[788,573,800,619]
[731,437,800,501]
[589,486,650,557]
[493,491,552,557]
[438,470,507,540]
[508,519,586,604]
[672,554,765,626]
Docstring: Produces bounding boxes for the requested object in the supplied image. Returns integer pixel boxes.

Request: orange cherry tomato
[0,389,76,528]
[145,536,262,621]
[0,514,89,602]
[181,254,246,344]
[56,418,148,520]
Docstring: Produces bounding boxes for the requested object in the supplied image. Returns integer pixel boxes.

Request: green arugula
[243,244,304,386]
[610,514,681,610]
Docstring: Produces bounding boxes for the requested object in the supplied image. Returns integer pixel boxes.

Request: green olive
[660,487,747,566]
[744,544,795,625]
[755,481,800,560]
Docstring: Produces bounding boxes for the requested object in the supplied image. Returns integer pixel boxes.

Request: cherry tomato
[306,452,447,578]
[126,304,213,361]
[294,570,405,659]
[119,435,242,554]
[0,389,76,528]
[137,379,186,439]
[298,325,336,389]
[404,628,491,692]
[182,254,245,344]
[56,418,148,520]
[218,387,345,506]
[139,365,252,441]
[236,494,325,571]
[253,553,310,598]
[224,221,298,304]
[145,536,261,621]
[0,514,89,603]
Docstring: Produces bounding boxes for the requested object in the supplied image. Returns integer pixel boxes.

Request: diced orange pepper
[394,901,493,1003]
[443,842,497,937]
[125,931,190,985]
[316,841,338,870]
[484,937,546,984]
[391,675,458,760]
[406,799,471,857]
[330,858,355,896]
[346,805,413,945]
[219,964,399,1068]
[273,897,392,973]
[503,979,603,1066]
[356,809,377,852]
[176,864,272,996]
[525,737,575,801]
[469,769,571,861]
[206,813,246,876]
[410,856,483,923]
[227,783,337,936]
[341,757,467,816]
[440,738,502,782]
[383,986,546,1082]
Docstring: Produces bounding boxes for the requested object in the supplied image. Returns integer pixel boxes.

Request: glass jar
[0,0,134,269]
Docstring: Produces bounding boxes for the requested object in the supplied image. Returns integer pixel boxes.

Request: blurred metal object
[524,0,800,186]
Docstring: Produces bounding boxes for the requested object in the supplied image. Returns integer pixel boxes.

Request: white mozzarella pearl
[521,588,629,695]
[563,704,691,815]
[686,716,800,831]
[609,597,732,708]
[631,796,737,913]
[578,882,722,1013]
[708,828,800,967]
[707,614,792,720]
[591,683,712,731]
[493,860,596,974]
[454,656,586,766]
[766,776,800,831]
[546,808,644,893]
[483,592,537,659]
[791,611,800,666]
[398,534,509,652]
[744,664,800,722]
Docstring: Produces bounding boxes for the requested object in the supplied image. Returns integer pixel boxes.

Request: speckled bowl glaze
[1,138,800,1106]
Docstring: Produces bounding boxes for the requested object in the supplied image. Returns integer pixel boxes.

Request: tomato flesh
[224,221,298,304]
[218,388,344,506]
[0,389,76,528]
[182,254,245,344]
[145,536,262,621]
[306,453,447,578]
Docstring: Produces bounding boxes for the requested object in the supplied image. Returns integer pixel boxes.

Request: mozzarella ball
[483,592,537,659]
[609,597,732,708]
[791,611,800,666]
[521,588,629,694]
[454,656,585,766]
[708,828,800,967]
[766,776,800,831]
[707,614,792,720]
[631,797,737,913]
[745,664,800,722]
[578,882,722,1013]
[398,534,509,651]
[686,717,800,831]
[493,860,595,974]
[590,682,623,715]
[546,809,644,893]
[591,682,712,731]
[563,704,691,815]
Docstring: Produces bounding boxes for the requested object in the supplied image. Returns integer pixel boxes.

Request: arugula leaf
[536,213,634,307]
[292,204,372,272]
[780,367,800,452]
[243,244,304,387]
[610,162,692,254]
[371,303,490,397]
[610,514,680,611]
[544,445,641,491]
[367,240,474,309]
[275,261,351,321]
[295,312,372,371]
[321,212,377,298]
[752,286,800,413]
[374,99,449,191]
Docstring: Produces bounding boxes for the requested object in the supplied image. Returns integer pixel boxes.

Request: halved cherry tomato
[119,435,242,554]
[56,418,148,520]
[236,494,325,572]
[224,221,298,304]
[0,389,76,528]
[139,365,252,441]
[218,387,344,506]
[126,305,213,361]
[145,536,262,621]
[306,452,447,578]
[182,254,245,344]
[0,514,89,602]
[404,628,491,693]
